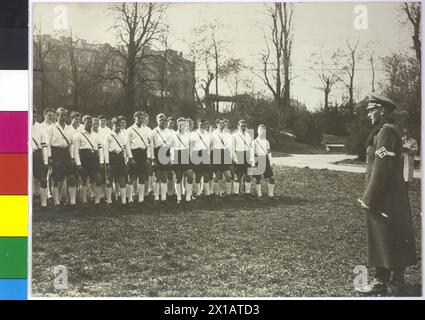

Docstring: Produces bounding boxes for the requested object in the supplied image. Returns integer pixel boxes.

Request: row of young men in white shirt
[32,107,275,209]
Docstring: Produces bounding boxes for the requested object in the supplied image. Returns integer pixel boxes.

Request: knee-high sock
[268,183,274,197]
[185,183,193,201]
[33,180,40,196]
[161,182,167,201]
[52,186,60,206]
[68,186,77,205]
[182,177,186,195]
[255,184,262,197]
[245,181,251,194]
[126,184,133,202]
[113,182,120,199]
[40,187,48,207]
[213,182,220,195]
[225,182,232,195]
[204,182,211,195]
[81,186,88,204]
[94,186,102,204]
[233,182,240,194]
[175,183,182,201]
[120,187,127,204]
[106,187,112,204]
[154,182,160,200]
[146,177,152,195]
[167,181,174,195]
[138,184,145,202]
[196,183,202,196]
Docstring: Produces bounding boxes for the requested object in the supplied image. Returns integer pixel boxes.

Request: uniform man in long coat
[357,94,417,295]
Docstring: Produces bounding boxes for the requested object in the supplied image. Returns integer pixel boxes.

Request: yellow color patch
[0,196,28,237]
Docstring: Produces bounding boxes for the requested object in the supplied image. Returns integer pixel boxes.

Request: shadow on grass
[33,195,311,223]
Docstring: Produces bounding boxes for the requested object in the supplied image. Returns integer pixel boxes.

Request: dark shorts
[109,152,126,179]
[235,151,251,177]
[51,147,74,181]
[191,149,211,176]
[129,148,148,176]
[253,155,274,179]
[154,147,171,171]
[172,149,191,173]
[33,150,47,180]
[211,148,232,172]
[80,149,100,177]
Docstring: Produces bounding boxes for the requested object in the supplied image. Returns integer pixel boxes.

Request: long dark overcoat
[362,123,417,269]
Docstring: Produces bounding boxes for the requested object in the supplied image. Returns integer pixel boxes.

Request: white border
[28,0,424,301]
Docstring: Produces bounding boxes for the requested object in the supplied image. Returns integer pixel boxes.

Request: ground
[31,167,422,297]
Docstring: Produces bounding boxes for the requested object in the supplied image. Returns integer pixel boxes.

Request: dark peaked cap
[367,93,397,112]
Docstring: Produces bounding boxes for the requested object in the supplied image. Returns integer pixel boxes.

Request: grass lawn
[31,167,422,297]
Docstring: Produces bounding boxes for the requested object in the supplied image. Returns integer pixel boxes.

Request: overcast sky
[32,1,415,110]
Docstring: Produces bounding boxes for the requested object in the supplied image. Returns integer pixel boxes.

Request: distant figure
[356,94,417,296]
[401,128,418,188]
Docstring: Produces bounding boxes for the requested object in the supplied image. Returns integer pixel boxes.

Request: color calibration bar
[0,0,29,300]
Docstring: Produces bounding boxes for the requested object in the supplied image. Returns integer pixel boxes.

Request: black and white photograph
[31,1,422,298]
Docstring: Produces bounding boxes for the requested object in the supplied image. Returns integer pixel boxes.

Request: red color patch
[0,154,27,194]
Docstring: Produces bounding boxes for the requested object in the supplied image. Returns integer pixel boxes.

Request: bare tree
[310,48,341,112]
[33,25,53,107]
[109,3,167,114]
[253,3,293,130]
[364,41,380,93]
[187,21,231,113]
[343,39,359,116]
[64,32,112,110]
[402,2,421,63]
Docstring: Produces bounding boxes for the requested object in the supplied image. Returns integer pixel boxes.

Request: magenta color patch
[0,112,27,153]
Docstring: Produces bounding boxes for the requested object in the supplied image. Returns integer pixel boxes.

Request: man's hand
[145,158,151,166]
[48,157,53,166]
[151,159,157,167]
[105,164,111,172]
[71,158,76,166]
[129,158,136,166]
[77,165,83,172]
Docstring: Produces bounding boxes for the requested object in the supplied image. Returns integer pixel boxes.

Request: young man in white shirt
[232,119,253,197]
[32,109,49,209]
[125,111,153,204]
[74,115,105,206]
[191,118,212,198]
[151,113,173,203]
[143,113,154,198]
[210,118,233,198]
[169,117,194,204]
[98,114,112,138]
[252,124,275,199]
[166,116,177,197]
[104,116,128,206]
[45,107,77,208]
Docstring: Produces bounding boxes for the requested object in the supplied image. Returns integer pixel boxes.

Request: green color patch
[0,237,27,278]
